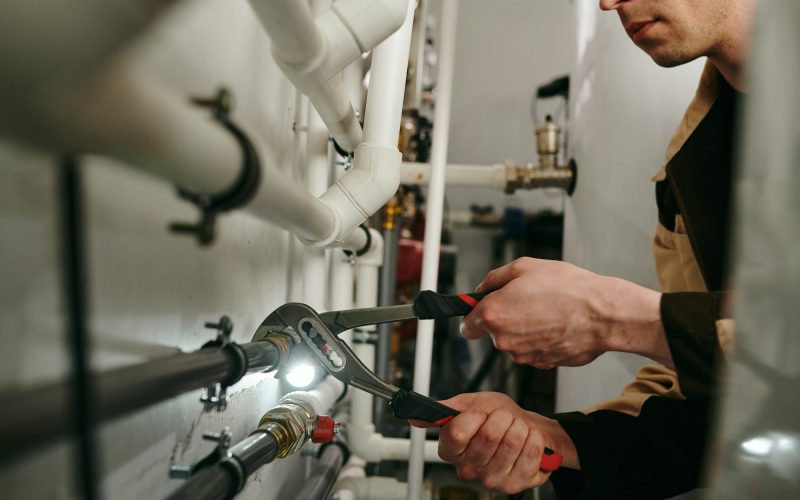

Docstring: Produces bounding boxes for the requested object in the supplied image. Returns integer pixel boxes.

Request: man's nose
[599,0,626,11]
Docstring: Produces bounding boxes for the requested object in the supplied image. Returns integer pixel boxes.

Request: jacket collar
[652,60,722,182]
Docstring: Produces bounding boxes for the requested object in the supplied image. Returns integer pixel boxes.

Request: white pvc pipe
[285,375,346,417]
[0,0,173,116]
[250,0,409,153]
[335,477,409,500]
[345,230,443,464]
[31,61,242,195]
[314,0,416,248]
[351,229,383,428]
[249,0,363,152]
[408,2,459,498]
[401,162,507,189]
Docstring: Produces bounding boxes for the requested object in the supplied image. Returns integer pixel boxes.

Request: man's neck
[709,3,754,92]
[709,49,748,92]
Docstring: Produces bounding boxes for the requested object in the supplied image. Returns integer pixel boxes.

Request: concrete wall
[0,1,313,498]
[557,0,704,412]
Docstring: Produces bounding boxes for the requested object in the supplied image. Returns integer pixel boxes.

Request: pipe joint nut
[258,398,317,457]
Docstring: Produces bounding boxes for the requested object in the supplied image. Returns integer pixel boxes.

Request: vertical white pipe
[303,0,334,311]
[407,1,459,498]
[351,230,382,427]
[362,0,416,148]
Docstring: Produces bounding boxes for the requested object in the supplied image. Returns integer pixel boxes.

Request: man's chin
[642,45,697,68]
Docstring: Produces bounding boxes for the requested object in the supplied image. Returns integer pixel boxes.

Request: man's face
[599,0,731,67]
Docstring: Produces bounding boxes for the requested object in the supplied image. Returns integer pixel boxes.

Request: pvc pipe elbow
[329,0,409,55]
[304,144,400,247]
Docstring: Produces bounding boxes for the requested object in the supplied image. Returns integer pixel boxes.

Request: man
[412,0,754,497]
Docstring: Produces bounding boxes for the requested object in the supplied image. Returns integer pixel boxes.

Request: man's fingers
[479,417,529,490]
[461,409,513,468]
[475,258,533,292]
[439,410,487,459]
[508,425,547,490]
[459,308,489,340]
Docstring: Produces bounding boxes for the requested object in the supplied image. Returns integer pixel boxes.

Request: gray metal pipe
[295,444,346,500]
[166,430,280,500]
[0,341,281,465]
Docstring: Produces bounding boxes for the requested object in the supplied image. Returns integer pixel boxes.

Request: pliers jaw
[252,303,399,400]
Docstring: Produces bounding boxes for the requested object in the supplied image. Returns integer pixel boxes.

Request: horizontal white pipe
[409,1,459,497]
[401,161,506,189]
[347,423,443,463]
[0,0,173,118]
[245,166,338,244]
[23,61,242,195]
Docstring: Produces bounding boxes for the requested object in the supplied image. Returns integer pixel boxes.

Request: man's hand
[461,257,673,369]
[411,392,578,494]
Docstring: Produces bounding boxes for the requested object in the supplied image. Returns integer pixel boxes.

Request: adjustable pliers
[253,290,563,472]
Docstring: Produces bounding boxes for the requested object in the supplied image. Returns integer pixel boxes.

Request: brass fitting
[257,397,316,458]
[503,118,577,195]
[382,195,403,231]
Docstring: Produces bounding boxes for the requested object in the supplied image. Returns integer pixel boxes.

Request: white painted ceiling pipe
[401,161,507,189]
[312,0,415,249]
[407,1,459,498]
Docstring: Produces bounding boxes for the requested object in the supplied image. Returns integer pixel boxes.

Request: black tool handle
[412,290,491,320]
[389,389,459,425]
[388,389,563,472]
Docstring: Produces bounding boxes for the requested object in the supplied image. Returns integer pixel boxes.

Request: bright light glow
[741,437,773,456]
[286,363,316,388]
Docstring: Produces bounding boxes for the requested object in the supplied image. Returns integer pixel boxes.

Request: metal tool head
[253,303,399,401]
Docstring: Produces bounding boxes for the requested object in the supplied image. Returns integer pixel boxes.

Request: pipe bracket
[169,87,262,246]
[169,426,233,480]
[199,315,246,412]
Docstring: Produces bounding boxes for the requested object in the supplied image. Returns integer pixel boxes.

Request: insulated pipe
[0,340,282,465]
[310,0,416,248]
[408,2,459,498]
[401,162,507,189]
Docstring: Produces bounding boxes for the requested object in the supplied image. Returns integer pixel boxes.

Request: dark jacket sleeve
[547,291,728,499]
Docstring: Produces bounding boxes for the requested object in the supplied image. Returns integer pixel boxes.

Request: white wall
[0,1,315,498]
[557,0,704,412]
[430,0,574,214]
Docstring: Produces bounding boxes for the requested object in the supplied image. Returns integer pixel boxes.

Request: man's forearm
[596,276,674,368]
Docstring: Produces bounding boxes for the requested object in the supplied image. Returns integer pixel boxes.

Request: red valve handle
[311,415,336,444]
